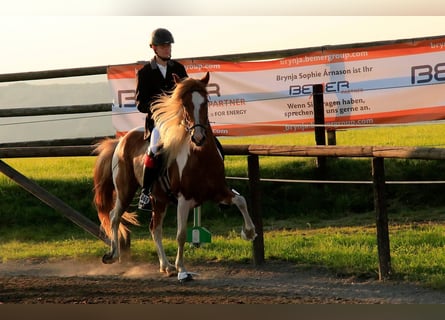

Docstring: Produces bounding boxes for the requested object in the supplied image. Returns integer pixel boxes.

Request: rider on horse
[135,28,188,211]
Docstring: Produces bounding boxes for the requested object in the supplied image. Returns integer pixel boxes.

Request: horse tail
[92,138,119,239]
[93,138,140,240]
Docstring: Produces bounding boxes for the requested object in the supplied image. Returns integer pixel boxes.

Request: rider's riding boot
[138,152,159,211]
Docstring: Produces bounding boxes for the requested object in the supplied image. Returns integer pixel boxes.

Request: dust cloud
[0,259,161,279]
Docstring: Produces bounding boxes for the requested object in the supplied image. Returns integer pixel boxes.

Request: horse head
[180,72,210,147]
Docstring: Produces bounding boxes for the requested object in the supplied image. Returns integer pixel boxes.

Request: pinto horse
[93,72,257,281]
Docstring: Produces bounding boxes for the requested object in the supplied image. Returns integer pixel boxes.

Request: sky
[1,2,445,76]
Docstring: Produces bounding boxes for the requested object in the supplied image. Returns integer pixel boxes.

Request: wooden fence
[1,48,445,280]
[2,143,445,280]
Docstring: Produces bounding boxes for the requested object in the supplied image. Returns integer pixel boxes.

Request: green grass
[219,121,445,147]
[1,122,445,289]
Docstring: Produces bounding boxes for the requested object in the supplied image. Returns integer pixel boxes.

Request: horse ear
[201,71,210,85]
[172,73,181,84]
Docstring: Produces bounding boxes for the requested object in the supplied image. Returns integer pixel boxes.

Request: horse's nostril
[192,135,206,146]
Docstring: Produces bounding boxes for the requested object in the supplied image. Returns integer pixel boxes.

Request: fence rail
[224,144,445,160]
[0,49,306,83]
[1,144,445,160]
[0,103,112,117]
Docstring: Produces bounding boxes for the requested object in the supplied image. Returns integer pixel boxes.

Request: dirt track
[1,259,445,304]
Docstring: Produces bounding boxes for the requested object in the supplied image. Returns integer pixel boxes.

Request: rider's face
[153,43,172,59]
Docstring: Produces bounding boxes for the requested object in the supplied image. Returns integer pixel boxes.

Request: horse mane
[151,77,208,165]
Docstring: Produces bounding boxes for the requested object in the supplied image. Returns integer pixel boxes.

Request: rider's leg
[138,127,161,211]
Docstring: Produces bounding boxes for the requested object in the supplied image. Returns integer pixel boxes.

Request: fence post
[247,154,265,265]
[312,84,326,170]
[327,129,337,145]
[372,157,392,280]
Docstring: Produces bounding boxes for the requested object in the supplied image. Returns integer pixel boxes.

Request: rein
[183,122,207,133]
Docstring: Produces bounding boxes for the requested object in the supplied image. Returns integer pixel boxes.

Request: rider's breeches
[147,126,160,156]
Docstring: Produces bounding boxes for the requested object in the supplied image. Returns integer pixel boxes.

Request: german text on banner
[107,36,445,137]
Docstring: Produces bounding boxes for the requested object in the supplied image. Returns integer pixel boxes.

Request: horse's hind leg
[102,201,125,263]
[231,194,257,241]
[102,149,131,264]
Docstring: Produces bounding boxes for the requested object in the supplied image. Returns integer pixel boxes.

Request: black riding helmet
[150,28,174,47]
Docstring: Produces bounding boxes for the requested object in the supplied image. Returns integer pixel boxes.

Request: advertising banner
[107,36,445,136]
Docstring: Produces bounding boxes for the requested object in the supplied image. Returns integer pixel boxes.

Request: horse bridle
[181,102,208,134]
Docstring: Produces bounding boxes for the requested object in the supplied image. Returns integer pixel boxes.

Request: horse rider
[135,28,188,211]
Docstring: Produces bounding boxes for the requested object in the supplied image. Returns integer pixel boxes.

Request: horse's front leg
[175,196,195,282]
[150,203,176,276]
[232,194,257,241]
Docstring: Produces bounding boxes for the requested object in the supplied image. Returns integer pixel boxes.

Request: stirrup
[138,193,152,211]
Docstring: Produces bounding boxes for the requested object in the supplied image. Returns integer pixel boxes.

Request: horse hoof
[161,265,177,277]
[166,269,177,277]
[102,253,118,264]
[241,228,257,241]
[178,272,194,283]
